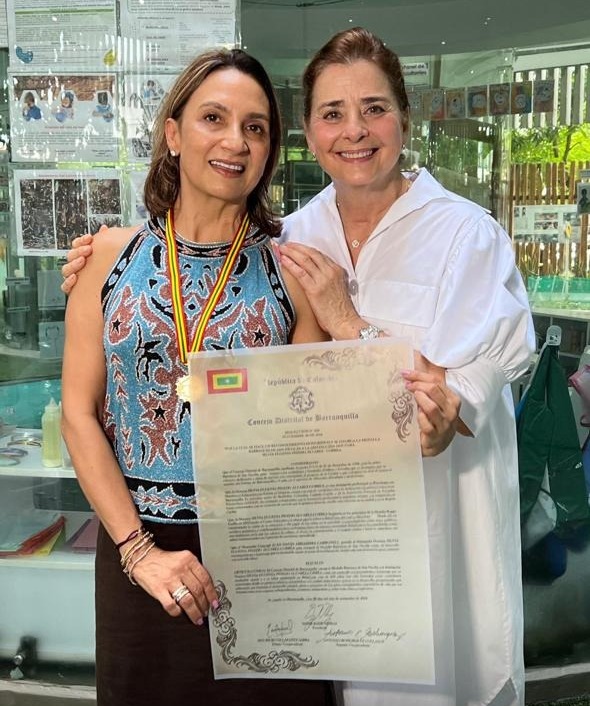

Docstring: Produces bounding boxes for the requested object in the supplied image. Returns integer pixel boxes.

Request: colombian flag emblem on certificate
[207,368,248,394]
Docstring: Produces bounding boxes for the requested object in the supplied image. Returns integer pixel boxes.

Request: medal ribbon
[165,207,250,364]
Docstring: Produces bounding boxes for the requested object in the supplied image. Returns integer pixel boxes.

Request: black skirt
[96,521,336,706]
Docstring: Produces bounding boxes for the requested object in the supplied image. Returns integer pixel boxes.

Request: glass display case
[0,428,96,697]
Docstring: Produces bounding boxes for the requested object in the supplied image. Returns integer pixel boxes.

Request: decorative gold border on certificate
[388,373,414,442]
[302,347,414,442]
[212,580,319,673]
[303,347,371,371]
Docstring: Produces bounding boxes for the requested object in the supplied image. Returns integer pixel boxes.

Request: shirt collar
[305,167,489,239]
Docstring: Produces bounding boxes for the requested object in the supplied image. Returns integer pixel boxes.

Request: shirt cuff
[445,357,508,437]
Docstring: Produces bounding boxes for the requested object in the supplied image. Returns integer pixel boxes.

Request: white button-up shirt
[282,168,535,706]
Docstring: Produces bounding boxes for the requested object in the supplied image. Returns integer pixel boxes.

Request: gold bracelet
[120,529,153,566]
[125,541,156,585]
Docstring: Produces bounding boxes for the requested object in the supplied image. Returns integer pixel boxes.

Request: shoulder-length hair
[145,48,282,237]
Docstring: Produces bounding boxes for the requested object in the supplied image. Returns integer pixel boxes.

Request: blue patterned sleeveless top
[101,218,295,523]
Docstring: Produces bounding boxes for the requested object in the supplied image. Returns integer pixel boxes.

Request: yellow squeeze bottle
[41,398,62,468]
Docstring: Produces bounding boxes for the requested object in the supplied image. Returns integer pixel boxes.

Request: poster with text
[14,169,123,256]
[119,0,238,70]
[512,204,580,243]
[10,73,119,163]
[7,0,117,72]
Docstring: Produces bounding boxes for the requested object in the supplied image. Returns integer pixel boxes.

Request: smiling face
[493,91,507,109]
[165,67,271,209]
[305,60,407,193]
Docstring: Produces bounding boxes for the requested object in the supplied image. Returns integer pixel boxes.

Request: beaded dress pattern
[101,218,295,522]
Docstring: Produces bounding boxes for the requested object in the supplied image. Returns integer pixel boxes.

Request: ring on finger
[171,584,191,604]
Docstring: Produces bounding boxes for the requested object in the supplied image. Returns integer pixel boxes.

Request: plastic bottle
[41,398,62,467]
[57,401,73,468]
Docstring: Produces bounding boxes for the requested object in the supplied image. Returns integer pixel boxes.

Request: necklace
[338,176,411,252]
[164,207,250,364]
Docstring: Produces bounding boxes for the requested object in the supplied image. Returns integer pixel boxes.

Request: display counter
[0,435,95,667]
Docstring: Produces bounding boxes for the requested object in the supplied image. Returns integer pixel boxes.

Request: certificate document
[187,339,434,683]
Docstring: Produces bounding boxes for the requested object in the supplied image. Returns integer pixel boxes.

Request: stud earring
[170,149,177,157]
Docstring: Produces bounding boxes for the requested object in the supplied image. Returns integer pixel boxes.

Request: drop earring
[400,143,408,160]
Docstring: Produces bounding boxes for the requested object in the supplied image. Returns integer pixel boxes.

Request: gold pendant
[176,375,199,402]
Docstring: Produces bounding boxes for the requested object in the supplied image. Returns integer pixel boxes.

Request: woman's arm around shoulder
[61,223,142,293]
[66,225,138,299]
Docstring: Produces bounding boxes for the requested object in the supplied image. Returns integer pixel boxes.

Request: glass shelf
[0,437,76,479]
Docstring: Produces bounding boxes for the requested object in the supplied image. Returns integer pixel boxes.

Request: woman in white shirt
[61,27,534,706]
[277,28,534,706]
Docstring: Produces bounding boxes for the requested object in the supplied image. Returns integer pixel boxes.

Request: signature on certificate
[266,620,294,638]
[318,626,407,645]
[302,603,337,632]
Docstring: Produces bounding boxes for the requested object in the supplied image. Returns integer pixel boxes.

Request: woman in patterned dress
[61,48,334,706]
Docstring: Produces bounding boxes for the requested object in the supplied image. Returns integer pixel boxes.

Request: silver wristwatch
[358,324,383,340]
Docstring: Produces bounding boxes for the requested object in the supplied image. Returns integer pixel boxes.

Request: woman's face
[166,68,271,209]
[305,60,407,191]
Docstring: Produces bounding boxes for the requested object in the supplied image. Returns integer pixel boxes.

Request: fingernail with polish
[197,618,204,626]
[211,600,220,611]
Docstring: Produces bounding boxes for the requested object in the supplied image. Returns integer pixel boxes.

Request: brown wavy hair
[302,27,409,133]
[144,48,282,237]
